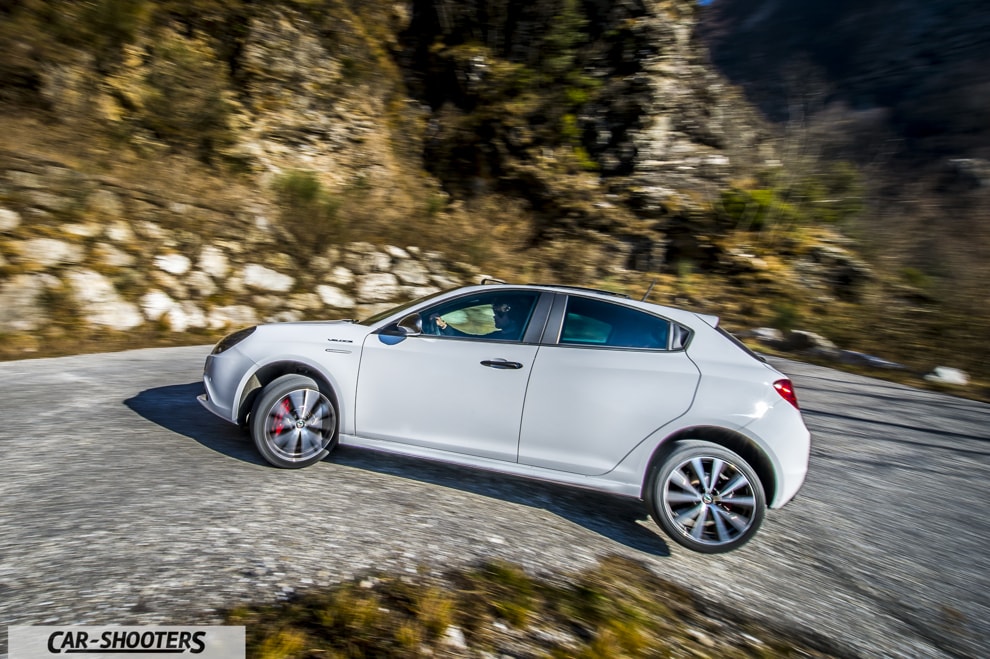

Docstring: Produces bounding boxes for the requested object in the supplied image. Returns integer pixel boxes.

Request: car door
[518,295,700,475]
[354,291,545,462]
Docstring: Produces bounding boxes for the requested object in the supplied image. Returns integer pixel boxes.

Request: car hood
[248,319,373,347]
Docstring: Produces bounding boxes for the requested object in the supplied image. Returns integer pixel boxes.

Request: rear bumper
[743,402,811,509]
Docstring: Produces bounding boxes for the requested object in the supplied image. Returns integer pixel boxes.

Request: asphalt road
[0,346,987,658]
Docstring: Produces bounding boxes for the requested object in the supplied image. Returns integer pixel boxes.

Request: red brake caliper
[272,398,291,436]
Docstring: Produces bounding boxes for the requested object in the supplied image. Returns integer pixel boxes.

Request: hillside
[0,0,986,395]
[697,0,990,388]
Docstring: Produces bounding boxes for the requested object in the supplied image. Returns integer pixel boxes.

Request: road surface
[0,346,987,657]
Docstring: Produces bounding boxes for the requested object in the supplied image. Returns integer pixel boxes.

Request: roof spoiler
[698,313,720,328]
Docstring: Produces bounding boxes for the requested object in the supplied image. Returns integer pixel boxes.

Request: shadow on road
[330,445,671,556]
[126,382,670,557]
[124,381,267,466]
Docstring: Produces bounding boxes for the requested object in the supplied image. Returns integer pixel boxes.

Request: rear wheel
[249,374,338,468]
[646,440,766,553]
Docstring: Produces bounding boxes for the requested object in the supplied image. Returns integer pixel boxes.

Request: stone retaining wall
[0,153,479,336]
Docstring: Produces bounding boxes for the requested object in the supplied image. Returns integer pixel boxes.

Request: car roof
[453,282,719,328]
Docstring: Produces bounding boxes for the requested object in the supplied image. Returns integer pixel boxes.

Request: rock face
[0,0,790,279]
[401,0,770,238]
[699,0,990,152]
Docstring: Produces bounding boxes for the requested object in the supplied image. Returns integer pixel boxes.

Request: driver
[432,298,524,340]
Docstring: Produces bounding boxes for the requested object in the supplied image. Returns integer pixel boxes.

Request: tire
[249,374,338,468]
[646,440,766,554]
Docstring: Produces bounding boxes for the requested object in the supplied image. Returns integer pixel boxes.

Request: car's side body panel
[518,345,700,475]
[355,332,539,461]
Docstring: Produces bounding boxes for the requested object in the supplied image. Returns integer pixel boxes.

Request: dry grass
[226,555,846,659]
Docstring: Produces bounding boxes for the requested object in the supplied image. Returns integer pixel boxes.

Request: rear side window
[560,297,671,350]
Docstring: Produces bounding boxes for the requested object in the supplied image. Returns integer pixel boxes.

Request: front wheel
[646,441,766,553]
[249,374,338,468]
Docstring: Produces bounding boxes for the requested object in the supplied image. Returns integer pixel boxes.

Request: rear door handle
[481,359,523,370]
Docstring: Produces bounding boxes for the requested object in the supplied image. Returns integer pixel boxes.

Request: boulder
[741,327,784,345]
[185,270,218,297]
[345,243,391,274]
[355,273,401,302]
[392,259,431,285]
[12,238,85,268]
[0,274,49,331]
[925,367,969,386]
[93,243,136,268]
[243,263,294,292]
[165,302,208,332]
[316,285,356,309]
[0,207,23,232]
[66,269,143,330]
[782,329,838,352]
[208,305,259,330]
[140,290,176,321]
[198,245,230,279]
[154,253,192,275]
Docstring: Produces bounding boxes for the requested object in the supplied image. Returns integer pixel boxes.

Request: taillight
[774,379,800,409]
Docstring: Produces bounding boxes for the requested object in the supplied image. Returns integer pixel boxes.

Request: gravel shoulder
[1,346,988,658]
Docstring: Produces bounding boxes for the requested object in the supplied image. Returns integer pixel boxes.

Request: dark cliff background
[698,0,990,387]
[0,0,987,392]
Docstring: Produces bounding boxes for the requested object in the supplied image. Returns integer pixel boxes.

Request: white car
[199,282,810,553]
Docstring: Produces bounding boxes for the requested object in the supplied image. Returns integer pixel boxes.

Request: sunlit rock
[243,263,294,292]
[316,285,356,309]
[345,243,391,274]
[140,290,175,321]
[0,207,23,232]
[198,245,230,279]
[392,259,430,285]
[355,273,401,302]
[105,221,135,243]
[67,269,143,329]
[186,270,218,297]
[0,274,48,331]
[165,301,208,332]
[154,253,192,275]
[93,243,136,268]
[13,238,85,268]
[925,367,969,386]
[208,305,259,330]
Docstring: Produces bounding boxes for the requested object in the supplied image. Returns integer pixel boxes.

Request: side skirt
[337,434,642,499]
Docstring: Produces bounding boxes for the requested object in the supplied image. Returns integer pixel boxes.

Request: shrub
[136,31,235,161]
[274,171,346,258]
[771,300,801,333]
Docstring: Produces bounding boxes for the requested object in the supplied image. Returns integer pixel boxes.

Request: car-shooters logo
[8,626,245,659]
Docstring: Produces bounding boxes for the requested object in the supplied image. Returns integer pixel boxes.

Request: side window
[421,291,538,342]
[560,297,671,350]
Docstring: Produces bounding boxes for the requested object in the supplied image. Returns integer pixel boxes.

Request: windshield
[357,288,451,326]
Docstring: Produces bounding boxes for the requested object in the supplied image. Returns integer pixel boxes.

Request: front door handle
[481,359,523,370]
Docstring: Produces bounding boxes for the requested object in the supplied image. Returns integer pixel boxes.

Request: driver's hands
[430,314,447,332]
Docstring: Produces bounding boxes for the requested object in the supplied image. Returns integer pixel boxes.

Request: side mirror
[397,312,423,336]
[378,313,422,343]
